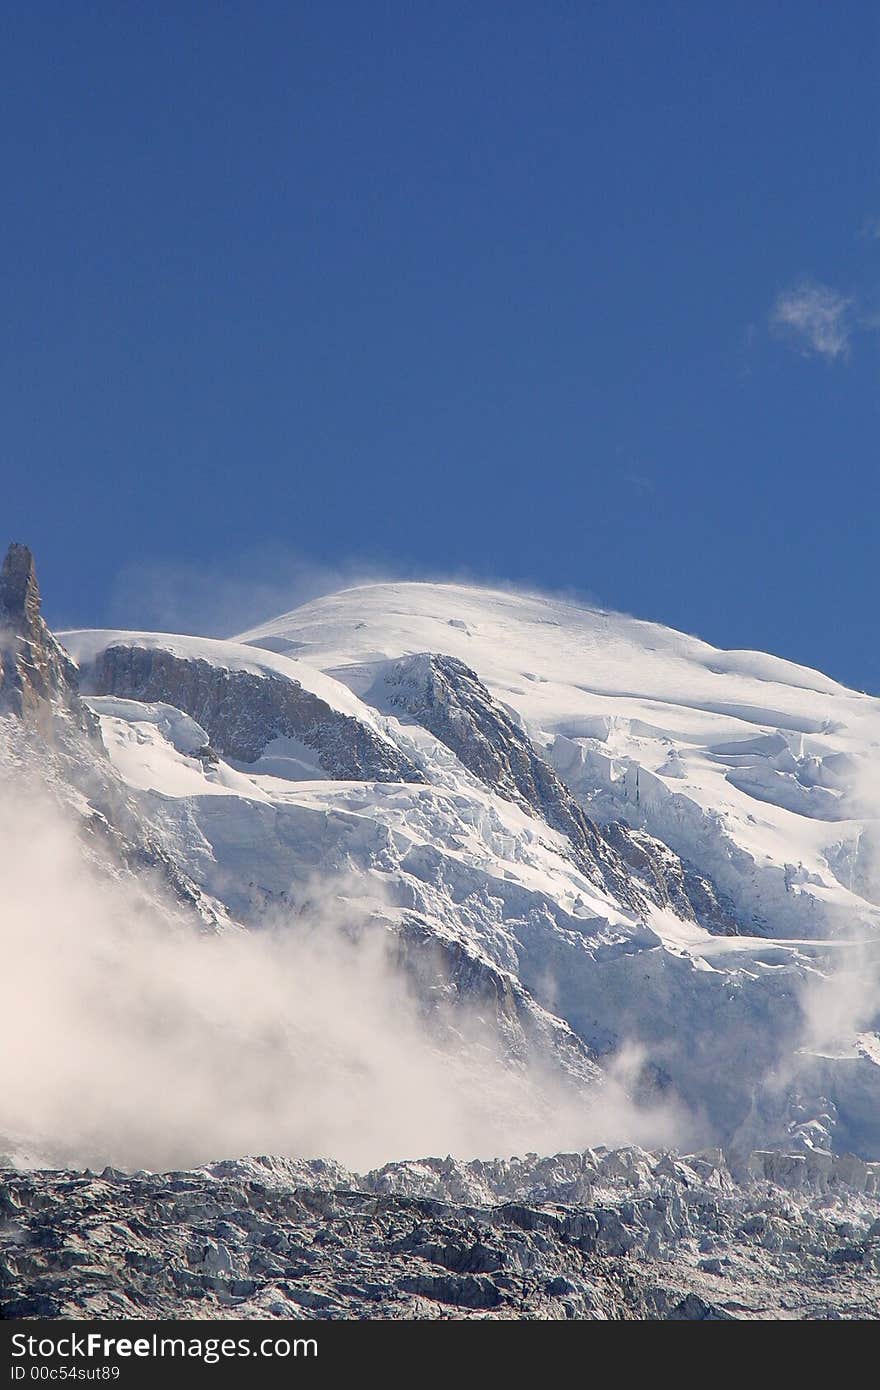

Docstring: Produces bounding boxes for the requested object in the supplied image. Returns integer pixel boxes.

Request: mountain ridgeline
[4,542,880,1176]
[4,541,880,1320]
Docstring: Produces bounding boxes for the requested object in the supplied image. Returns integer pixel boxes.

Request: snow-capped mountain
[238,581,880,942]
[4,547,880,1167]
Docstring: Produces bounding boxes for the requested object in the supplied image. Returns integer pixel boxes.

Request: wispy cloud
[858,215,880,241]
[771,280,853,361]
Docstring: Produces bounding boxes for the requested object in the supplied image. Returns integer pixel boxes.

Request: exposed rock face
[393,914,603,1090]
[0,543,42,631]
[0,545,222,926]
[381,654,737,931]
[0,544,94,738]
[3,1147,878,1320]
[86,644,423,782]
[381,654,640,901]
[601,821,740,935]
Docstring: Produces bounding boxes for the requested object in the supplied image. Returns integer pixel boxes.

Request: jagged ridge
[0,543,96,739]
[85,642,423,783]
[380,653,738,932]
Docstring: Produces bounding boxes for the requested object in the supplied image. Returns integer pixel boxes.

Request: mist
[798,754,880,1057]
[0,779,682,1174]
[104,545,393,640]
[98,544,608,645]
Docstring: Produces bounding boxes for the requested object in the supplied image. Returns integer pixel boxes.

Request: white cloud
[771,280,853,360]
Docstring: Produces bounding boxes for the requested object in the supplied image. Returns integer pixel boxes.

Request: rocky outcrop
[381,654,737,930]
[393,913,603,1091]
[601,821,740,935]
[0,544,222,926]
[0,543,96,739]
[381,654,644,903]
[2,1146,878,1319]
[85,644,423,783]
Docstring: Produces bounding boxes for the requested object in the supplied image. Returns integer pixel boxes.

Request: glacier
[2,545,879,1318]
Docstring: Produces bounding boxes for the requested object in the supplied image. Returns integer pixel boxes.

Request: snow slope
[237,582,880,942]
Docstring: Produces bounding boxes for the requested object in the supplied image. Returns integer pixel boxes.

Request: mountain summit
[4,545,880,1166]
[3,544,880,1319]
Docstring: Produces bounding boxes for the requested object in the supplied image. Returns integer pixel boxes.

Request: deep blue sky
[2,3,878,689]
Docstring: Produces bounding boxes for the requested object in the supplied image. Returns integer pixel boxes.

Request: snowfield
[238,582,880,944]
